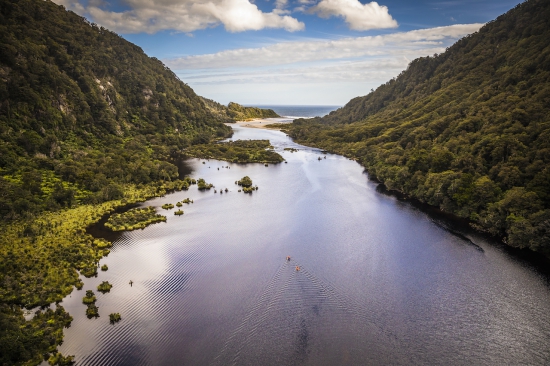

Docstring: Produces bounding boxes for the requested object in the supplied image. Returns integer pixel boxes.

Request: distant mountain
[201,97,280,122]
[289,0,550,257]
[0,0,232,220]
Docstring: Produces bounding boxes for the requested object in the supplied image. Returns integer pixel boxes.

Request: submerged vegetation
[105,207,167,231]
[288,0,550,257]
[185,140,284,163]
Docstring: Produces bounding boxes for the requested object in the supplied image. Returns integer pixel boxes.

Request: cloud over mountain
[166,24,484,69]
[56,0,305,33]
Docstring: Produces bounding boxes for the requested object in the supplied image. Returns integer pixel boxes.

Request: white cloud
[182,57,415,85]
[166,24,483,69]
[55,0,304,34]
[167,23,484,104]
[309,0,397,31]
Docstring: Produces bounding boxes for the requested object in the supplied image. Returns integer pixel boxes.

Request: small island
[97,281,113,294]
[109,313,121,324]
[105,207,167,231]
[174,209,184,216]
[86,304,99,319]
[161,203,174,210]
[185,140,284,163]
[82,290,96,305]
[237,176,259,193]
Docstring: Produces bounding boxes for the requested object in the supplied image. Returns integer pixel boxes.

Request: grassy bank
[0,182,174,365]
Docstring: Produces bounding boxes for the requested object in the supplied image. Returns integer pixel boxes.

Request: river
[55,124,550,365]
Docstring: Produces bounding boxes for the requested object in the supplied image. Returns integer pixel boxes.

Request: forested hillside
[201,97,280,122]
[0,0,232,222]
[289,0,550,257]
[0,1,233,363]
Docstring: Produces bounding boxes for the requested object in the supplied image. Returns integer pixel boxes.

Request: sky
[54,0,523,106]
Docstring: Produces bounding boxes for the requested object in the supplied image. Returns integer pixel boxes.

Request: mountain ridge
[288,0,550,257]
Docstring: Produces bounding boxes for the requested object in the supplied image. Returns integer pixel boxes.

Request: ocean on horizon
[249,105,341,119]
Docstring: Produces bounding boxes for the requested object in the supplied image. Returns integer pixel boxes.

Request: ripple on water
[52,125,550,366]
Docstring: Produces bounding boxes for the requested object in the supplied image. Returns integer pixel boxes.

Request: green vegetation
[182,198,193,204]
[176,202,183,207]
[109,313,121,324]
[237,176,253,187]
[48,352,75,366]
[185,140,284,163]
[161,203,174,210]
[201,98,280,122]
[82,290,96,305]
[265,123,293,132]
[174,209,184,216]
[97,281,112,294]
[197,178,214,190]
[0,0,232,363]
[284,147,299,152]
[75,279,84,290]
[288,0,550,257]
[0,305,73,366]
[0,0,232,224]
[101,264,108,271]
[242,186,258,194]
[105,206,166,231]
[237,176,258,193]
[85,304,99,319]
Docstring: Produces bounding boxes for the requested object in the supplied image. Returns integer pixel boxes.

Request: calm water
[54,125,550,365]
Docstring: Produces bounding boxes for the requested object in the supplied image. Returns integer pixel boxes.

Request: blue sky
[56,0,522,105]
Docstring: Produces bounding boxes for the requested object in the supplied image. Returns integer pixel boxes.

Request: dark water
[55,125,550,365]
[250,105,341,119]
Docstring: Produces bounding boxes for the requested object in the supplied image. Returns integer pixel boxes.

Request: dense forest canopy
[0,0,233,222]
[288,0,550,257]
[0,0,237,363]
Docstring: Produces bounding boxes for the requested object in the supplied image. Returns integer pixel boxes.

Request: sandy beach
[233,117,293,129]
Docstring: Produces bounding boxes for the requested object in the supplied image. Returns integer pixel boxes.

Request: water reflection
[55,125,550,365]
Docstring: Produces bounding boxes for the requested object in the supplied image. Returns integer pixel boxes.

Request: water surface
[56,125,550,365]
[249,105,341,119]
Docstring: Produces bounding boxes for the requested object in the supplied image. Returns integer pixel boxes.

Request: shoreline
[233,117,293,129]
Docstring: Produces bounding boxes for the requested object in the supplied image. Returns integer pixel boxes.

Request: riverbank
[53,124,550,365]
[234,118,293,129]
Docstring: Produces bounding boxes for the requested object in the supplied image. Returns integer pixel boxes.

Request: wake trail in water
[213,258,401,365]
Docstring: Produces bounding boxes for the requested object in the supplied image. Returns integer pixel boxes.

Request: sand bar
[232,117,294,129]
